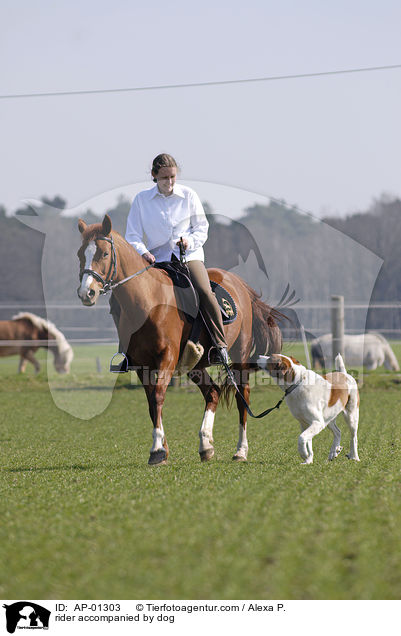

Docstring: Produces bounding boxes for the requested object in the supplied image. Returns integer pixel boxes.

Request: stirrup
[208,346,230,366]
[110,352,129,373]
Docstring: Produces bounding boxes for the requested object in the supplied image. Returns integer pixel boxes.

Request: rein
[79,234,154,295]
[105,264,155,293]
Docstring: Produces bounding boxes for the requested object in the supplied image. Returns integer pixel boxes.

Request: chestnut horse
[77,215,282,465]
[0,312,73,373]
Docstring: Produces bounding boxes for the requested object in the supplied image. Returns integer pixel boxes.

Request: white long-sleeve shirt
[125,183,209,262]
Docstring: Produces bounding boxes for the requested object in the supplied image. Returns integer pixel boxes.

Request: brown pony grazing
[77,214,282,465]
[0,312,74,374]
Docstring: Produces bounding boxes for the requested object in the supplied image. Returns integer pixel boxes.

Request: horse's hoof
[199,449,214,462]
[148,450,168,466]
[232,453,247,462]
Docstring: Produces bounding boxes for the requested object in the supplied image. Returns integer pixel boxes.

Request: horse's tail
[220,284,285,408]
[247,287,283,361]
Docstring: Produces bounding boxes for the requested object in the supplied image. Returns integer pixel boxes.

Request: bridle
[79,234,154,295]
[79,235,117,294]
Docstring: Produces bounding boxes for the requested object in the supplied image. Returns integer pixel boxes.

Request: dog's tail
[335,353,347,374]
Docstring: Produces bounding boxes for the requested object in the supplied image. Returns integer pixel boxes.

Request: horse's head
[77,214,115,306]
[53,344,74,374]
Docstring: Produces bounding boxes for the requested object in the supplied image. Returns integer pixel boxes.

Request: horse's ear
[102,214,112,236]
[78,219,87,234]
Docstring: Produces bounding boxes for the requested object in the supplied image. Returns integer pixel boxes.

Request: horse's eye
[103,252,108,258]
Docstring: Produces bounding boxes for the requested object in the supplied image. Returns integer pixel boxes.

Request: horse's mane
[111,229,131,248]
[81,225,142,259]
[12,312,72,355]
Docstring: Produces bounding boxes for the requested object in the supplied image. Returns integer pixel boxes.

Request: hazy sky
[1,0,401,219]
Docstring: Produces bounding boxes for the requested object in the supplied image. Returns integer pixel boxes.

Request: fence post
[300,324,311,368]
[331,295,344,363]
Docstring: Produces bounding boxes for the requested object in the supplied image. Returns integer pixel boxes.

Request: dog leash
[216,347,301,419]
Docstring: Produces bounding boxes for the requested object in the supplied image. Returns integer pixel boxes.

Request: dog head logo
[2,602,51,633]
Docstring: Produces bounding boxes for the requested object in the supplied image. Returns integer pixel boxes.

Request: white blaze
[80,241,96,292]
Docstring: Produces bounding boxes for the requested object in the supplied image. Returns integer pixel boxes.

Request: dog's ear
[289,356,301,365]
[281,357,296,382]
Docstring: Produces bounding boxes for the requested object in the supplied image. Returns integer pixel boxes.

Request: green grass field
[1,343,401,599]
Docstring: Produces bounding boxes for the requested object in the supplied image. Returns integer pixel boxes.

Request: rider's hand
[176,237,189,250]
[143,252,156,264]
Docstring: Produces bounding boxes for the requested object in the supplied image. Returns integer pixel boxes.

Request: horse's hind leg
[188,368,220,462]
[233,368,250,462]
[19,350,40,374]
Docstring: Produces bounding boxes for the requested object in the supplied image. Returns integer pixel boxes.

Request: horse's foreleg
[148,394,169,466]
[188,369,220,462]
[144,366,174,466]
[233,370,250,462]
[135,366,170,466]
[199,402,217,462]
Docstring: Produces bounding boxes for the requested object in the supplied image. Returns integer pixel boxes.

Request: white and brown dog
[257,353,360,464]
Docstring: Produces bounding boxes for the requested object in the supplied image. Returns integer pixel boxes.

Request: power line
[1,63,400,101]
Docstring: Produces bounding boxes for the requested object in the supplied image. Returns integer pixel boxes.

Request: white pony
[311,332,399,371]
[0,312,74,374]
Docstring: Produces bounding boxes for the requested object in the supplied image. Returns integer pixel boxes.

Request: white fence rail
[1,301,400,342]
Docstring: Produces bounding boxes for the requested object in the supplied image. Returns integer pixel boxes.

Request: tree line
[0,193,399,339]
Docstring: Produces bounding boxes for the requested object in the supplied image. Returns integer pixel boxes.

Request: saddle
[154,258,237,326]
